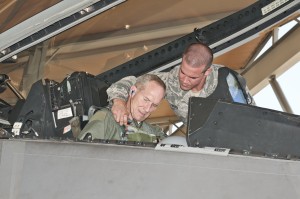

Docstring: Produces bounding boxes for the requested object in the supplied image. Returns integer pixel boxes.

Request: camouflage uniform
[107,64,254,125]
[78,108,165,142]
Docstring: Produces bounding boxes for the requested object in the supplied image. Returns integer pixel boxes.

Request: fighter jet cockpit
[1,0,300,198]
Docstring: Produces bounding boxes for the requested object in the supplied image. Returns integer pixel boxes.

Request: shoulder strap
[208,67,251,104]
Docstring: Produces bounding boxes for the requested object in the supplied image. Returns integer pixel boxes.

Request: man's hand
[111,98,130,126]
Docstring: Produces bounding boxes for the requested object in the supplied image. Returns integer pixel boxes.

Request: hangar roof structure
[0,0,299,133]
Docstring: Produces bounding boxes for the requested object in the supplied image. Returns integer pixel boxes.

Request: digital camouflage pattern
[107,64,255,125]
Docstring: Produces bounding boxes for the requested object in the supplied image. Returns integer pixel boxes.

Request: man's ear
[204,67,212,76]
[129,86,137,96]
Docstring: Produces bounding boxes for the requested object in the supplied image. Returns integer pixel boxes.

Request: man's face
[130,81,165,122]
[178,58,206,91]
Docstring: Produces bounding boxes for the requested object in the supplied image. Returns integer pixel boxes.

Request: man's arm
[77,110,107,140]
[106,68,174,104]
[106,70,173,125]
[106,76,137,126]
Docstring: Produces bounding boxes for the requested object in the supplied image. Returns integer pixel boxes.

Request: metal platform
[1,139,300,199]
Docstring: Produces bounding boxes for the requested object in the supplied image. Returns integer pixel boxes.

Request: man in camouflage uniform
[78,74,167,142]
[107,42,255,128]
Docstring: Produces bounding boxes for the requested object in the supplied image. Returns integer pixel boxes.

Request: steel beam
[242,24,300,95]
[269,75,294,113]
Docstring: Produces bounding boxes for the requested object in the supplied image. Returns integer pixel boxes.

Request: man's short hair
[135,74,166,92]
[183,43,213,72]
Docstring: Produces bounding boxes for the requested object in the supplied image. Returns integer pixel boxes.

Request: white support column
[269,75,293,114]
[272,27,279,44]
[21,40,50,96]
